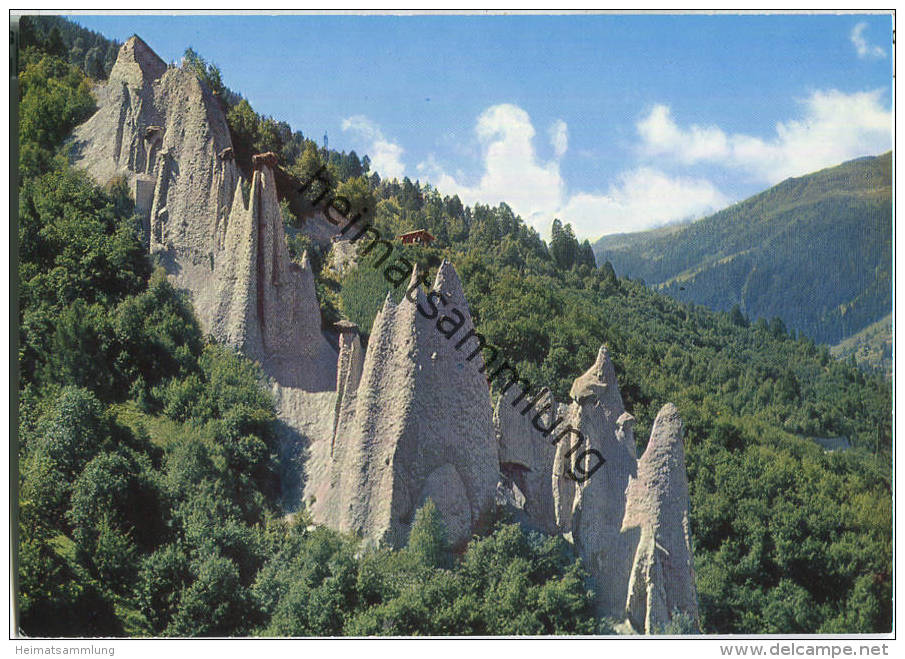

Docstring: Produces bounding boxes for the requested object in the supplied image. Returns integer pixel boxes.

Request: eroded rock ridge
[71,36,698,633]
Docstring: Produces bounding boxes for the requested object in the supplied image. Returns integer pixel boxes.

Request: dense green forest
[16,15,121,80]
[15,17,892,636]
[593,154,892,348]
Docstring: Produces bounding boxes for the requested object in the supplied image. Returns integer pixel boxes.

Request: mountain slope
[831,313,892,377]
[593,153,892,345]
[16,19,892,636]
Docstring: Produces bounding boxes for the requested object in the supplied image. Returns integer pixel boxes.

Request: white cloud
[637,105,730,164]
[418,104,565,224]
[386,90,891,240]
[341,115,406,180]
[419,104,727,240]
[549,119,568,159]
[559,168,729,238]
[851,22,886,60]
[637,89,891,183]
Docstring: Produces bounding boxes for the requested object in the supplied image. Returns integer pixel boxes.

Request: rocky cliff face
[71,36,698,634]
[72,36,335,392]
[71,36,339,517]
[494,386,561,535]
[314,264,499,548]
[623,403,699,633]
[494,347,699,630]
[558,347,641,620]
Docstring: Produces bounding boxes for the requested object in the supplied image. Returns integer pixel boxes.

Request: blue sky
[68,12,893,239]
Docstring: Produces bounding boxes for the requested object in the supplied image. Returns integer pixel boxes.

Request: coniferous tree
[729,304,748,327]
[549,220,580,269]
[45,27,67,58]
[407,499,450,569]
[578,239,597,268]
[601,260,617,281]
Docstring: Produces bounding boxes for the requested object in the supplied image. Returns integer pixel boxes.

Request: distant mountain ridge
[593,153,892,345]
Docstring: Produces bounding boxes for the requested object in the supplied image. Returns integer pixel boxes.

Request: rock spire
[314,262,499,548]
[71,37,699,633]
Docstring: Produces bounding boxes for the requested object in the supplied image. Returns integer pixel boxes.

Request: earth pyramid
[71,36,699,633]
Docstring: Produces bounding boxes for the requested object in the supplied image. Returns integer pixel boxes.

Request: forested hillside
[593,154,892,347]
[831,314,893,377]
[15,17,892,636]
[16,15,121,79]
